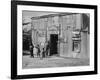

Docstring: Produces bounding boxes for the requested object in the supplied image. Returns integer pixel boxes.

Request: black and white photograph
[22,11,90,69]
[11,1,97,79]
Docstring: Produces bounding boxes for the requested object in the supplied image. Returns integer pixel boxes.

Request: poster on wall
[11,0,97,79]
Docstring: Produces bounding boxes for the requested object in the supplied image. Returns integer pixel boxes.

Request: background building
[31,12,90,59]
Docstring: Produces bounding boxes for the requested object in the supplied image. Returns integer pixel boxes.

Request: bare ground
[22,55,89,69]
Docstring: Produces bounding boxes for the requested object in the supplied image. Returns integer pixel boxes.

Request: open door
[50,34,58,56]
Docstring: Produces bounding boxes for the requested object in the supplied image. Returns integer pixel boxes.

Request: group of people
[29,41,50,59]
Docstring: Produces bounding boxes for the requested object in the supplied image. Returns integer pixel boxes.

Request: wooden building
[31,13,90,59]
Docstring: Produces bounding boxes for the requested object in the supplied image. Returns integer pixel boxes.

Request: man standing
[36,44,41,58]
[45,41,50,57]
[30,44,34,58]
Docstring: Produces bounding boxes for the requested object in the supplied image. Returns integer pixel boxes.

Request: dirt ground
[22,55,89,69]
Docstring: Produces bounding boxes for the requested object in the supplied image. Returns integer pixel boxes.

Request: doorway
[50,34,58,56]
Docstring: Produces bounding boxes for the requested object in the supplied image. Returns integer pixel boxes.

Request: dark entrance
[50,34,58,56]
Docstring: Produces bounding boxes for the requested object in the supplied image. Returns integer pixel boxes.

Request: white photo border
[17,5,95,75]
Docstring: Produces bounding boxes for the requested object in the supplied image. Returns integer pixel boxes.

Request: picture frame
[11,0,98,79]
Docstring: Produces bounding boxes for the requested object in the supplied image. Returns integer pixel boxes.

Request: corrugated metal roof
[31,13,78,20]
